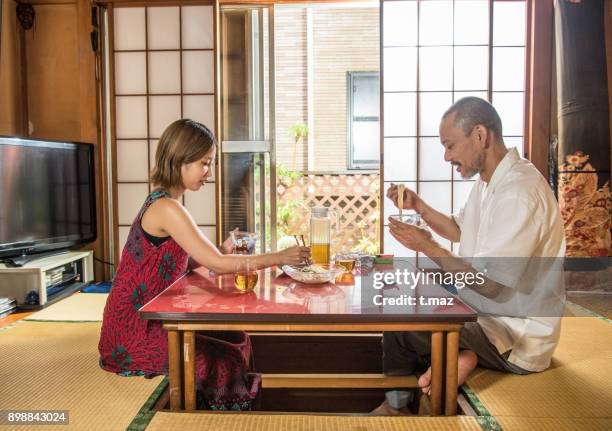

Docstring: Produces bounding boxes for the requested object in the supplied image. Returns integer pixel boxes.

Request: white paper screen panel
[493,2,526,46]
[454,1,489,45]
[117,140,149,182]
[492,47,525,92]
[419,47,453,91]
[418,92,453,137]
[147,7,180,50]
[383,47,417,92]
[381,0,527,255]
[419,1,453,46]
[148,96,182,138]
[148,52,181,94]
[183,51,215,93]
[185,187,217,225]
[384,92,416,137]
[115,96,147,138]
[383,138,416,182]
[118,183,149,225]
[113,5,217,262]
[182,6,214,49]
[115,52,146,95]
[183,96,215,129]
[419,138,451,181]
[114,8,145,50]
[454,46,488,91]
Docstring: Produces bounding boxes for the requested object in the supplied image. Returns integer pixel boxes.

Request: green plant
[277,163,302,186]
[276,199,308,237]
[353,219,380,255]
[289,123,308,169]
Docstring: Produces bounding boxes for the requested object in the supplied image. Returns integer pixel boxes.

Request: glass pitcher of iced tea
[310,206,337,265]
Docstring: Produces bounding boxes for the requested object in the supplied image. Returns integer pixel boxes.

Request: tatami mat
[496,416,612,431]
[465,317,612,420]
[0,321,162,430]
[146,412,482,431]
[24,293,108,322]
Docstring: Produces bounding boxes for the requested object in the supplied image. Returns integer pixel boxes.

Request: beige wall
[275,7,308,171]
[312,7,379,172]
[25,4,81,140]
[274,6,379,172]
[0,0,25,136]
[0,0,109,280]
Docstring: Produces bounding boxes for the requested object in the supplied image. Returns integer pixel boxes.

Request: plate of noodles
[281,264,346,284]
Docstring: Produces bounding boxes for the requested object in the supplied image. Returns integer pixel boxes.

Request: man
[373,97,565,415]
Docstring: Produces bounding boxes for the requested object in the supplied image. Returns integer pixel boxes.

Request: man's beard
[458,152,485,179]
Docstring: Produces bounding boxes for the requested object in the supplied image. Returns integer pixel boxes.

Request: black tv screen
[0,137,97,259]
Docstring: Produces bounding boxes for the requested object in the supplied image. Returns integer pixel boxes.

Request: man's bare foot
[370,400,411,416]
[418,350,478,396]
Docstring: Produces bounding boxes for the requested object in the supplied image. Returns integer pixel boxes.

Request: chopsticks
[398,184,405,221]
[294,234,312,266]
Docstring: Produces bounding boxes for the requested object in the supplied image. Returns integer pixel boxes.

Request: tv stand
[3,250,70,268]
[0,251,93,308]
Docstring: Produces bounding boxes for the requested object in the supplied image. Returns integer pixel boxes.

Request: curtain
[555,0,611,258]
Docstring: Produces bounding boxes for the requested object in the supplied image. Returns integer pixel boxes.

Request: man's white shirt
[452,148,566,372]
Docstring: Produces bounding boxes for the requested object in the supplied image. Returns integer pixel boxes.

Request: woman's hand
[220,228,239,254]
[387,184,422,212]
[276,246,311,266]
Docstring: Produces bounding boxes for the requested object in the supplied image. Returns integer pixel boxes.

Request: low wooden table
[139,265,476,415]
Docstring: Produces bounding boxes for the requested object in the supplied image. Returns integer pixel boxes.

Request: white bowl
[281,265,345,284]
[390,213,428,228]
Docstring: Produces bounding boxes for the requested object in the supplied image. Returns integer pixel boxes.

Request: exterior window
[347,72,380,170]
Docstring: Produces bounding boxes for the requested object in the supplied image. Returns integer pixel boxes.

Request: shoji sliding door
[381,0,528,256]
[110,3,217,260]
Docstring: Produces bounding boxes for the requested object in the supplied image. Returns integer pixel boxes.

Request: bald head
[442,97,504,144]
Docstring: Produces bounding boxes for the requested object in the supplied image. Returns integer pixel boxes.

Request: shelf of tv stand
[0,251,94,307]
[19,281,89,310]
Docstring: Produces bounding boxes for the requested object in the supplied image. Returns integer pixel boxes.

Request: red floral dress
[98,190,260,410]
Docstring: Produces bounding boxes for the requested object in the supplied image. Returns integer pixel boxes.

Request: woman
[99,119,309,410]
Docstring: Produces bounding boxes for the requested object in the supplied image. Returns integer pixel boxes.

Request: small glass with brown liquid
[234,258,258,293]
[234,272,258,292]
[335,258,356,273]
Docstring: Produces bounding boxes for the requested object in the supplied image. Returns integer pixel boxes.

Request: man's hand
[387,184,422,212]
[388,216,439,254]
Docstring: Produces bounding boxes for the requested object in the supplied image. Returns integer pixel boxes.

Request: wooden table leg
[445,330,460,415]
[183,330,197,410]
[430,331,444,415]
[168,329,182,411]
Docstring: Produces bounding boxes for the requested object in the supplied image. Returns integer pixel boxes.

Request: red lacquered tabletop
[139,264,476,324]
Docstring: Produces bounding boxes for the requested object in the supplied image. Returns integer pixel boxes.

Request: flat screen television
[0,136,97,265]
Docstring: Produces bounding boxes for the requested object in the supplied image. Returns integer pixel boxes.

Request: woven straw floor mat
[25,293,107,322]
[496,416,612,431]
[0,321,162,430]
[466,316,612,420]
[147,412,481,431]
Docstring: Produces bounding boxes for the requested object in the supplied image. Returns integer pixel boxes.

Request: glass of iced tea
[230,231,258,255]
[334,252,359,274]
[234,258,258,293]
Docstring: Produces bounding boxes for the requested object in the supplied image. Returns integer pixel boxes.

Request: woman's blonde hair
[150,119,216,190]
